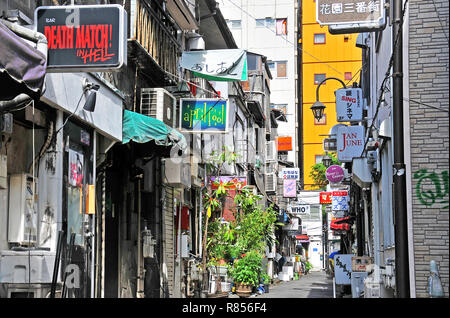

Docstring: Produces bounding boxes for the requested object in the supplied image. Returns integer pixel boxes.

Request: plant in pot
[229,251,262,297]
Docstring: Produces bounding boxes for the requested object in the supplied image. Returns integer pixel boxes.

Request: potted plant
[261,272,271,294]
[229,251,262,297]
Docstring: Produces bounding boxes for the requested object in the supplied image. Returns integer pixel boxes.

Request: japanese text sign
[337,125,365,162]
[282,168,300,180]
[320,192,332,204]
[181,49,248,81]
[283,179,297,198]
[332,191,349,211]
[336,88,363,122]
[180,98,228,133]
[316,0,384,25]
[35,5,127,72]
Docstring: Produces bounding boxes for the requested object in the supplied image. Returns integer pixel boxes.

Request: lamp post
[322,153,332,168]
[310,77,347,121]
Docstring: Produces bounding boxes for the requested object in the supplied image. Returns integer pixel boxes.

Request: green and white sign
[179,98,228,133]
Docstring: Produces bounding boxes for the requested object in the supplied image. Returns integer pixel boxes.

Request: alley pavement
[256,270,333,298]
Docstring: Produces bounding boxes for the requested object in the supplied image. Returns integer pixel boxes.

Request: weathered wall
[408,0,449,298]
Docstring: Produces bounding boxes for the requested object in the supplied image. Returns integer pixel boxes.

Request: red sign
[320,192,332,204]
[332,191,348,197]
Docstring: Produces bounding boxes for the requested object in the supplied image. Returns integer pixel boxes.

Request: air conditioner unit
[265,172,277,193]
[140,88,176,127]
[266,141,277,162]
[8,174,38,246]
[164,159,191,188]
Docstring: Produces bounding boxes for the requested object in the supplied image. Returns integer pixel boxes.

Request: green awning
[122,110,187,151]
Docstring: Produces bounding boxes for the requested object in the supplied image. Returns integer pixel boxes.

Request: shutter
[162,185,175,297]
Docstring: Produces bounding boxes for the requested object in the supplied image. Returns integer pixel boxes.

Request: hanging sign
[181,49,248,81]
[283,179,297,198]
[320,192,332,204]
[179,98,228,133]
[337,125,365,162]
[332,191,349,211]
[316,0,384,25]
[35,5,127,72]
[335,88,363,122]
[277,136,293,151]
[281,168,300,180]
[326,165,345,183]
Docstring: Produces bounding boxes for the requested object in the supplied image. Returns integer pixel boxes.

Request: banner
[281,168,300,180]
[181,49,248,81]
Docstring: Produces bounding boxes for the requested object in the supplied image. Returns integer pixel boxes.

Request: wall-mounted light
[82,78,100,112]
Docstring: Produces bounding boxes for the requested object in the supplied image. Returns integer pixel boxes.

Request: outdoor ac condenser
[140,88,176,127]
[265,172,276,192]
[8,174,38,246]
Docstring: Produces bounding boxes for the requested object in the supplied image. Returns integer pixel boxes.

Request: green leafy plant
[229,251,262,286]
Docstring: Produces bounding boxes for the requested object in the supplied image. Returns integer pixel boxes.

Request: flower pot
[235,283,252,298]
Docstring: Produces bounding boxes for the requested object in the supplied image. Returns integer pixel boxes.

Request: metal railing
[133,0,181,76]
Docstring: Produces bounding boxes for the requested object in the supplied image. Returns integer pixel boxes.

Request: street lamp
[322,153,332,168]
[311,77,347,121]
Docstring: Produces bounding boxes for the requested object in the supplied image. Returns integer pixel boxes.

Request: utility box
[351,272,368,298]
[8,174,38,246]
[0,155,7,189]
[180,233,190,258]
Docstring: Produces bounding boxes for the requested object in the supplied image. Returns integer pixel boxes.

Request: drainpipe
[0,18,48,111]
[392,0,410,298]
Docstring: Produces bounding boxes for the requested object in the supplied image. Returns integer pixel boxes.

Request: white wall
[220,0,297,164]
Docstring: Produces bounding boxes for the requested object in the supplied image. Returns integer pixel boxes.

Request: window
[345,72,352,81]
[314,73,326,85]
[276,18,287,35]
[256,18,275,29]
[270,104,288,114]
[277,61,287,78]
[315,155,324,164]
[268,61,287,78]
[314,113,326,125]
[226,19,241,29]
[314,33,326,44]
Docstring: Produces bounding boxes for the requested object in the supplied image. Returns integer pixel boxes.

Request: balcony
[128,0,182,86]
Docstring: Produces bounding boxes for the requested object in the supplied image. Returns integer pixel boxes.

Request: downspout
[0,19,48,111]
[297,0,304,189]
[392,0,410,298]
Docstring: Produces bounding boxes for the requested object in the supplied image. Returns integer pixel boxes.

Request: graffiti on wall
[413,169,449,208]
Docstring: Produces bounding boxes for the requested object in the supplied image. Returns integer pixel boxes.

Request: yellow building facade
[301,0,362,189]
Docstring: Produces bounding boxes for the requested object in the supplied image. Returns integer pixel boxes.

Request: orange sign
[277,136,292,151]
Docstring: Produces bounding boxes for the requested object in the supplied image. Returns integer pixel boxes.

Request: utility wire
[359,0,409,157]
[224,0,346,77]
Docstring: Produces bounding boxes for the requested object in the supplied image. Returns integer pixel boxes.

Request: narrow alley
[257,271,333,298]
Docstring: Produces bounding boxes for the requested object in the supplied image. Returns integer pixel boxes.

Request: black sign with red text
[35,5,126,71]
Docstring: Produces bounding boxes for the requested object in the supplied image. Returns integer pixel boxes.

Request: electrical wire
[359,0,409,158]
[53,90,85,138]
[224,0,346,77]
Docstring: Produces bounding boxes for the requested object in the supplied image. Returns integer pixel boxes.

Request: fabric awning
[295,235,310,243]
[0,20,46,101]
[122,110,187,152]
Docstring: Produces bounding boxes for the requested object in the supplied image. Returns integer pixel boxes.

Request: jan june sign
[336,125,365,162]
[180,99,228,133]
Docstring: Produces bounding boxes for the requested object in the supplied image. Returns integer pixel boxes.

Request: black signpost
[35,5,126,72]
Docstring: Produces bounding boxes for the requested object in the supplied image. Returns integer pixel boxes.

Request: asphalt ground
[255,270,334,298]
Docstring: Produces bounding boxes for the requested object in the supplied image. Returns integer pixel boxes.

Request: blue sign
[180,98,228,133]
